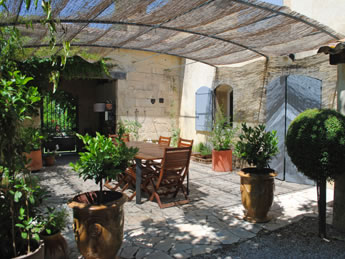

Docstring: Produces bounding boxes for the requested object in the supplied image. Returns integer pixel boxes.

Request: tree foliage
[235,123,279,171]
[286,108,345,181]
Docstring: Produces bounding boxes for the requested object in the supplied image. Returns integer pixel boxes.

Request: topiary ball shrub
[286,108,345,181]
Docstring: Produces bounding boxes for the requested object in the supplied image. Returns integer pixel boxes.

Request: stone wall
[179,60,216,144]
[107,49,184,141]
[216,53,337,125]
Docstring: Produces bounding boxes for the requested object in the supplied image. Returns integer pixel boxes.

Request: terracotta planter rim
[13,240,44,259]
[237,167,277,178]
[212,149,231,152]
[68,191,127,210]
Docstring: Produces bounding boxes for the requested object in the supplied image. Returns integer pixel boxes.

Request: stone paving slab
[36,156,333,259]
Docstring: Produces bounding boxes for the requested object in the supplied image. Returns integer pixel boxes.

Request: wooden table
[126,141,166,204]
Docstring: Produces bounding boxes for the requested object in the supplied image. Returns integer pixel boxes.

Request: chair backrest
[158,136,171,146]
[177,138,194,148]
[160,146,192,173]
[109,133,130,144]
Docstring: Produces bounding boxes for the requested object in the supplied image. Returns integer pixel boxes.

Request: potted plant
[43,151,58,166]
[0,71,46,258]
[69,128,138,259]
[192,142,212,164]
[286,109,345,238]
[211,109,237,172]
[234,123,279,222]
[23,127,44,171]
[39,207,68,259]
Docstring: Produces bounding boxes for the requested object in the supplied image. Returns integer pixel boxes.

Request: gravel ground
[191,216,345,259]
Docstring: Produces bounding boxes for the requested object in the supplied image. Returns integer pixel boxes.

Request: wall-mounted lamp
[159,98,164,103]
[93,103,105,112]
[151,98,156,104]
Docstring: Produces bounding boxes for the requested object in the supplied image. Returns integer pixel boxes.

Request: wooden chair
[105,166,152,201]
[146,146,192,209]
[146,136,171,168]
[177,138,193,194]
[109,133,130,144]
[178,138,193,148]
[158,136,171,146]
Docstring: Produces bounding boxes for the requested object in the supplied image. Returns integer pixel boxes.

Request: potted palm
[69,127,138,259]
[40,207,68,259]
[286,109,345,238]
[211,110,237,172]
[234,123,279,222]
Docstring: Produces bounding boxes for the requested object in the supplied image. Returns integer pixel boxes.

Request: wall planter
[191,153,212,164]
[40,232,68,259]
[105,103,113,111]
[238,168,277,223]
[25,149,43,171]
[68,191,127,259]
[212,149,232,172]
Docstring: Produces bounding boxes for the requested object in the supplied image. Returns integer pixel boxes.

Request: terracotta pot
[13,240,44,259]
[68,191,127,259]
[25,150,43,171]
[212,149,232,172]
[40,232,68,259]
[238,168,277,223]
[105,103,113,111]
[43,155,55,166]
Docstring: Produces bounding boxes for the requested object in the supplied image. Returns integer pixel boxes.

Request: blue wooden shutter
[195,86,213,131]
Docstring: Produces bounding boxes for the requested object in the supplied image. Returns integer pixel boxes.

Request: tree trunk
[333,174,345,232]
[317,178,327,238]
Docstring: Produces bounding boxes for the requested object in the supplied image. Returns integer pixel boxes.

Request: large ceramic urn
[68,191,127,259]
[238,168,277,223]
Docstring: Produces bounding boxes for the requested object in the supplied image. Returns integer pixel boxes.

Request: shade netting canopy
[1,0,342,66]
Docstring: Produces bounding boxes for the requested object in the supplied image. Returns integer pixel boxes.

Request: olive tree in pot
[234,123,279,222]
[286,108,345,238]
[69,128,138,259]
[211,110,237,172]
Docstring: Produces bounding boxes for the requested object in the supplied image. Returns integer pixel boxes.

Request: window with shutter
[195,86,213,131]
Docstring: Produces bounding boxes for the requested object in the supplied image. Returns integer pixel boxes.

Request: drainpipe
[333,63,345,232]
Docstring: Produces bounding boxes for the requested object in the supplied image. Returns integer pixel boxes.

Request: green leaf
[14,191,22,202]
[21,232,28,239]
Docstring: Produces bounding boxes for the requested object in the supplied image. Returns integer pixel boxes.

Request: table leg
[187,169,189,195]
[135,158,142,204]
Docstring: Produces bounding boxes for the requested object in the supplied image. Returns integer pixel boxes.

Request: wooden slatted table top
[126,141,166,160]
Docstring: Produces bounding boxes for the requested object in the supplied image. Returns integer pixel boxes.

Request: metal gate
[41,91,78,152]
[266,75,322,185]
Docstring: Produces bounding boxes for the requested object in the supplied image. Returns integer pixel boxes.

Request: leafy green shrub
[211,109,237,151]
[286,109,345,181]
[40,207,68,236]
[195,142,212,156]
[235,123,279,171]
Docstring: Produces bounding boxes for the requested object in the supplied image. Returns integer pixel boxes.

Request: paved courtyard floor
[36,155,333,259]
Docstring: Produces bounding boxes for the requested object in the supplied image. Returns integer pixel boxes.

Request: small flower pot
[43,155,55,166]
[40,232,68,259]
